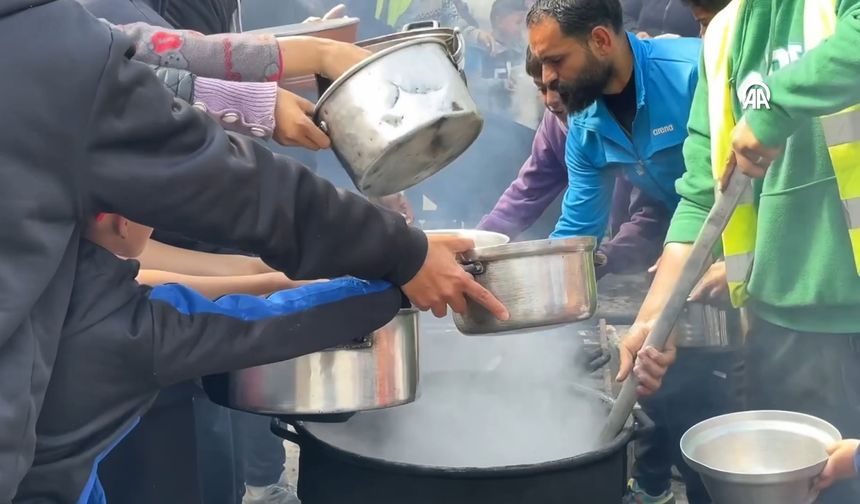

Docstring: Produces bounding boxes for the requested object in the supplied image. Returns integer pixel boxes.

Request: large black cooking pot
[272,370,652,504]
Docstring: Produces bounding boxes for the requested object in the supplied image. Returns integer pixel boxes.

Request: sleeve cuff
[192,78,277,139]
[387,226,429,286]
[743,107,796,148]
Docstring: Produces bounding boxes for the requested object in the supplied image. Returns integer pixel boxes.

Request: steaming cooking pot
[314,38,483,197]
[273,370,652,504]
[453,237,598,334]
[204,309,419,417]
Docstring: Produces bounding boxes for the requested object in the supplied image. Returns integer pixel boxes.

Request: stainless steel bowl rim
[461,237,597,262]
[680,410,841,482]
[313,38,452,118]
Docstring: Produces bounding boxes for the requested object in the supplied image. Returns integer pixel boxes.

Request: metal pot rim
[313,38,452,120]
[680,410,841,484]
[356,26,462,50]
[461,237,597,262]
[287,382,637,478]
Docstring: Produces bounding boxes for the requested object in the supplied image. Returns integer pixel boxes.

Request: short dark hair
[525,46,541,79]
[526,0,623,38]
[491,0,527,26]
[679,0,730,13]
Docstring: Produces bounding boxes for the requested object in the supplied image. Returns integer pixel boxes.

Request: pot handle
[461,262,484,276]
[270,418,303,446]
[630,405,655,441]
[403,20,439,31]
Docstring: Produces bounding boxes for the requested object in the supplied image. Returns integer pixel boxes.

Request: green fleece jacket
[669,0,860,333]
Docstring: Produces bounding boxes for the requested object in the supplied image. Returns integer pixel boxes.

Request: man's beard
[555,52,613,114]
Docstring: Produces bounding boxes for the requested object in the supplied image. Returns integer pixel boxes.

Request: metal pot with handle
[453,237,599,335]
[314,38,483,197]
[204,309,419,417]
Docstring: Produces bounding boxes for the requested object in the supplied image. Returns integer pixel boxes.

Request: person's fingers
[633,355,669,388]
[445,290,468,315]
[323,3,347,19]
[430,301,448,318]
[617,342,636,382]
[688,279,707,302]
[735,152,768,179]
[434,236,476,253]
[632,366,662,395]
[642,345,676,367]
[301,120,331,149]
[295,95,316,115]
[826,443,840,455]
[462,278,509,320]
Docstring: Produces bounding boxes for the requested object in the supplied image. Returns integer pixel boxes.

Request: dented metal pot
[314,38,483,197]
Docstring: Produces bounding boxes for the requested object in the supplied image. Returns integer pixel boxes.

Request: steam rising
[305,314,608,468]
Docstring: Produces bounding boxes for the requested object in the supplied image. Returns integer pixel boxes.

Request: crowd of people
[2,0,860,503]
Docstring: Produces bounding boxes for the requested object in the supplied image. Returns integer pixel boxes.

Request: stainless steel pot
[213,309,419,416]
[314,38,483,197]
[675,302,743,348]
[453,237,598,335]
[357,21,465,75]
[681,410,842,504]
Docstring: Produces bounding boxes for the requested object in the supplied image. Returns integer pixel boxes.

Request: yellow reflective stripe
[850,228,860,275]
[704,0,752,308]
[722,204,757,257]
[727,281,751,307]
[703,0,742,180]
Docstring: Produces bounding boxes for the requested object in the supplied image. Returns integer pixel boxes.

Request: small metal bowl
[681,410,842,504]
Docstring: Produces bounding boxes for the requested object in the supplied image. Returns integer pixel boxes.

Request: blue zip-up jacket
[551,34,701,241]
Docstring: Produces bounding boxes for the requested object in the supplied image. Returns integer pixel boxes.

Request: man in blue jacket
[527,0,699,244]
[527,2,743,504]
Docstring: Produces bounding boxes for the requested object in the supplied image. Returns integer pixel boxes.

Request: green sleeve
[745,1,860,146]
[667,56,716,245]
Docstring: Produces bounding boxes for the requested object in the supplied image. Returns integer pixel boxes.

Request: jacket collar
[568,32,647,140]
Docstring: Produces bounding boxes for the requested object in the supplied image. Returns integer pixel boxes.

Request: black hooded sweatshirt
[0,0,426,500]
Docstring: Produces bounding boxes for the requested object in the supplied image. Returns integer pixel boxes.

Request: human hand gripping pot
[815,439,860,491]
[402,235,510,320]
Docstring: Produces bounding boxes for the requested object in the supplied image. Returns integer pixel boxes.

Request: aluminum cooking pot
[453,237,598,335]
[207,309,419,416]
[681,410,841,504]
[314,38,483,197]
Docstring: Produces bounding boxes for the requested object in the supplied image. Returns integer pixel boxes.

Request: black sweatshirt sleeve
[83,24,428,285]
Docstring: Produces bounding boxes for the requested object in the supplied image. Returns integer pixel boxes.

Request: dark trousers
[633,346,746,504]
[195,397,287,503]
[745,318,860,504]
[100,392,202,504]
